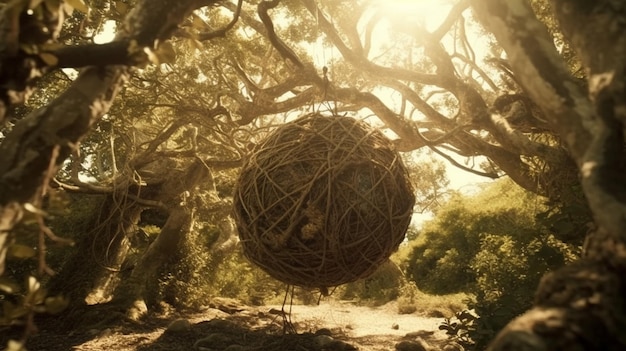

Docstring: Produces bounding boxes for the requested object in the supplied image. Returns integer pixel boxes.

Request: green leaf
[24,202,48,216]
[0,277,20,294]
[19,44,38,54]
[27,276,41,293]
[3,301,28,320]
[25,281,48,305]
[144,47,159,65]
[7,244,36,259]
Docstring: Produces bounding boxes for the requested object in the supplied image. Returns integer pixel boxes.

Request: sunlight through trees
[1,0,625,350]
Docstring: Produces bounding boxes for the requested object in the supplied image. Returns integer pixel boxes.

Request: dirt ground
[9,298,461,351]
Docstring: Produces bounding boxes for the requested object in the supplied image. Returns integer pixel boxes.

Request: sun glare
[369,0,454,32]
[94,20,117,44]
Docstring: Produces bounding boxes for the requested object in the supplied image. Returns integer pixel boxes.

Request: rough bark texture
[470,1,626,349]
[47,193,143,306]
[0,0,215,274]
[110,159,210,318]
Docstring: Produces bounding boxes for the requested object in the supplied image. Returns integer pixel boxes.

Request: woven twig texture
[233,115,415,289]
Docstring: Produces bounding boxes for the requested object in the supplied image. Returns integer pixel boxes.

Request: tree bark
[109,159,209,318]
[470,1,626,349]
[115,206,195,319]
[0,0,213,274]
[47,193,142,306]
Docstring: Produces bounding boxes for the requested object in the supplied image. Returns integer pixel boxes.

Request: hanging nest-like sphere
[233,114,415,289]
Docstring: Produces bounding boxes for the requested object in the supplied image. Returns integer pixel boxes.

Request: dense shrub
[157,220,285,309]
[467,232,575,348]
[400,179,580,349]
[339,260,404,305]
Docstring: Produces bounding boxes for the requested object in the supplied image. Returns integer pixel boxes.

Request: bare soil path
[14,299,455,351]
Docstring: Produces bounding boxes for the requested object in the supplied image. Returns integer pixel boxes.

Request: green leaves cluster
[339,260,405,305]
[1,275,68,327]
[399,179,580,348]
[0,190,80,346]
[155,218,284,309]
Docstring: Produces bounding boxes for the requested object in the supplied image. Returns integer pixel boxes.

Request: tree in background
[401,179,579,348]
[0,0,625,349]
[405,179,577,293]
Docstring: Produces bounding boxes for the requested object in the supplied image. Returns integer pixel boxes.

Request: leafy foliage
[339,260,404,305]
[401,179,580,348]
[439,310,478,350]
[0,0,613,347]
[0,189,89,331]
[404,152,449,213]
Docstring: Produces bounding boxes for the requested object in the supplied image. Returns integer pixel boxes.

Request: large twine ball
[233,114,415,290]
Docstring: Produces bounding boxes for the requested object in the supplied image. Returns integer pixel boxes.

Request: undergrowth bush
[339,260,404,305]
[395,282,469,318]
[157,220,285,310]
[399,179,581,349]
[466,233,576,349]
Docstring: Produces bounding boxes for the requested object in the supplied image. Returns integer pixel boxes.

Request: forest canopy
[1,0,625,350]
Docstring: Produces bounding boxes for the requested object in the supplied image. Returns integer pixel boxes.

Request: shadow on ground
[8,298,452,351]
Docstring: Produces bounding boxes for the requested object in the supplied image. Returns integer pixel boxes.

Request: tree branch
[0,0,219,274]
[257,0,304,68]
[550,0,626,241]
[53,179,168,210]
[196,0,243,41]
[471,1,626,349]
[471,0,591,162]
[300,0,445,87]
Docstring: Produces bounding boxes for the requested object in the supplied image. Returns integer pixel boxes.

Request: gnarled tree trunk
[47,192,142,305]
[109,159,210,318]
[471,1,626,349]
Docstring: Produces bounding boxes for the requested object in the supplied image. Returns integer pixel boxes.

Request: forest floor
[15,298,461,351]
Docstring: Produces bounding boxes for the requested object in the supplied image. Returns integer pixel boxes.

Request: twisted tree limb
[0,0,220,275]
[258,0,304,68]
[471,1,626,349]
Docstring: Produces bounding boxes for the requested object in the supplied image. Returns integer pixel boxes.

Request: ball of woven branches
[233,114,415,289]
